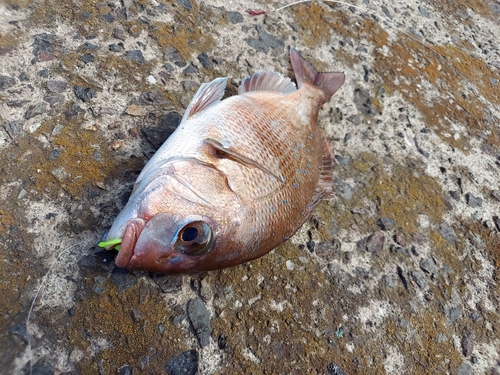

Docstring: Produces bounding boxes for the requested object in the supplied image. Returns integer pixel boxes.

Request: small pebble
[334,155,350,165]
[469,310,482,322]
[419,258,435,274]
[51,167,68,180]
[165,350,198,375]
[411,270,427,289]
[0,75,16,90]
[177,0,192,11]
[381,5,392,19]
[449,307,461,322]
[101,12,115,22]
[47,80,68,93]
[126,104,147,116]
[164,63,175,71]
[457,363,473,375]
[165,46,183,63]
[25,103,47,119]
[197,52,212,68]
[438,223,458,245]
[461,329,475,357]
[285,260,295,270]
[327,362,348,375]
[182,63,198,75]
[418,5,430,17]
[436,333,447,343]
[382,275,398,289]
[353,88,376,115]
[357,231,385,255]
[82,42,98,50]
[109,43,122,52]
[227,11,243,24]
[81,53,95,63]
[125,50,146,64]
[218,334,228,350]
[187,298,212,348]
[110,140,123,150]
[466,193,483,208]
[4,120,25,139]
[244,24,284,54]
[449,190,460,201]
[346,115,361,125]
[377,217,395,230]
[17,189,27,199]
[492,190,500,202]
[49,149,60,160]
[74,85,97,102]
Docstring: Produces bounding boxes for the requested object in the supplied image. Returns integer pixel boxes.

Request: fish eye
[181,226,199,242]
[177,221,213,256]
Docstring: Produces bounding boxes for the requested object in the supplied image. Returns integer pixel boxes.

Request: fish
[99,47,345,274]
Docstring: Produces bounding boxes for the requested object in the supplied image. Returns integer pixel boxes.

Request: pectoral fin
[204,138,280,180]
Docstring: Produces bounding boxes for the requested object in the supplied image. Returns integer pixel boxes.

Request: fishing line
[25,238,95,375]
[249,0,498,126]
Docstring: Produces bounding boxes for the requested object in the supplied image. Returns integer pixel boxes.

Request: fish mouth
[114,218,147,268]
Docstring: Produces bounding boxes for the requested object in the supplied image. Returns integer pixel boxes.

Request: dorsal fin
[238,71,296,95]
[182,77,228,122]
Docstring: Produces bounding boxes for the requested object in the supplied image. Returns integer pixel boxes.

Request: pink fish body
[103,48,345,274]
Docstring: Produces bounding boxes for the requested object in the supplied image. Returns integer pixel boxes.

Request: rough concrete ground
[0,0,499,374]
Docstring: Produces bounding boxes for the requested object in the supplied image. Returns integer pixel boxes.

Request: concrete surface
[0,0,499,374]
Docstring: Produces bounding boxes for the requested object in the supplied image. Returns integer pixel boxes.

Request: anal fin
[307,135,335,210]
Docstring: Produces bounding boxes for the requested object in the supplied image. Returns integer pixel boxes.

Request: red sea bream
[100,48,345,274]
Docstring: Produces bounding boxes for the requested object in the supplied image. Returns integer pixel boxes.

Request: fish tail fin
[290,47,345,104]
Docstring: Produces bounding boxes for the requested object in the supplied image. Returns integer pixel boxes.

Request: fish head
[115,212,220,274]
[103,161,244,274]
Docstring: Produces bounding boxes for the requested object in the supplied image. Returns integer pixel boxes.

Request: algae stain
[316,2,500,152]
[210,241,357,374]
[461,219,500,269]
[26,109,113,199]
[386,308,462,374]
[149,3,216,61]
[368,164,445,234]
[65,277,182,374]
[370,33,500,151]
[291,3,334,47]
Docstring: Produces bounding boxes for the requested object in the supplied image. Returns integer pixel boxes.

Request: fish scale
[100,48,345,274]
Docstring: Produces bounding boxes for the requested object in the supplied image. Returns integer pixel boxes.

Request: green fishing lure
[98,238,122,251]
